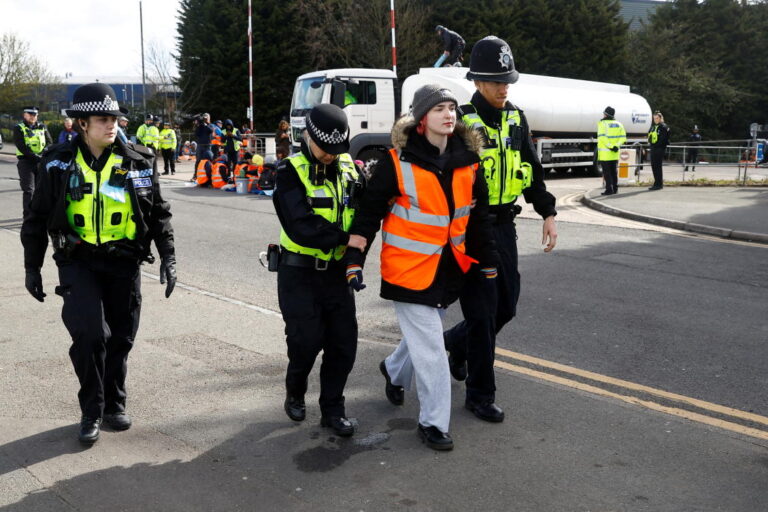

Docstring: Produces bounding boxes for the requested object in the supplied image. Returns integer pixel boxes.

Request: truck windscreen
[291,79,324,116]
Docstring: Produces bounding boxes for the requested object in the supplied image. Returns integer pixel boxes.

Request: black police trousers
[444,221,520,403]
[161,148,176,174]
[55,254,142,419]
[601,160,618,194]
[277,263,358,417]
[17,158,38,220]
[650,147,665,188]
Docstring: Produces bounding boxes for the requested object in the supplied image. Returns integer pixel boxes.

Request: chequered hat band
[70,95,121,113]
[307,116,347,145]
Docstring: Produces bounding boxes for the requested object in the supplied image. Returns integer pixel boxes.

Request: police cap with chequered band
[305,103,350,155]
[23,106,40,115]
[65,83,129,118]
[465,36,519,84]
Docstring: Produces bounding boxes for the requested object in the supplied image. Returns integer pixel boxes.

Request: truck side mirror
[331,79,347,108]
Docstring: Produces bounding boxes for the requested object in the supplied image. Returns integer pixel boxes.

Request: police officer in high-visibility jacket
[443,36,558,424]
[159,120,177,175]
[136,114,160,174]
[272,104,365,437]
[647,111,670,190]
[596,106,627,195]
[20,83,176,445]
[13,106,52,219]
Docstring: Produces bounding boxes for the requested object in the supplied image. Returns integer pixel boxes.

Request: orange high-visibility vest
[211,162,227,188]
[381,149,477,291]
[196,159,211,185]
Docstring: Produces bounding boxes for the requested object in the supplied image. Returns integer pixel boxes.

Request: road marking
[495,347,768,427]
[494,352,768,441]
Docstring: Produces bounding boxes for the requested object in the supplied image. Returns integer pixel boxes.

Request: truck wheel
[357,149,386,178]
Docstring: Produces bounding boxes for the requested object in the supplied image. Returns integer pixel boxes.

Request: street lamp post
[140,0,147,116]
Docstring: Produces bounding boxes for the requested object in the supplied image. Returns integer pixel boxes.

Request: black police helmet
[466,36,519,84]
[305,103,350,155]
[65,83,129,118]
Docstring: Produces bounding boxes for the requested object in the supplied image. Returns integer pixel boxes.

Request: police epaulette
[458,104,475,116]
[126,142,154,158]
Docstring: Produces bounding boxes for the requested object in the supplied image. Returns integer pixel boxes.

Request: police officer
[597,106,627,195]
[443,36,558,423]
[137,114,160,174]
[648,110,670,190]
[14,106,52,219]
[20,83,176,445]
[159,120,177,175]
[272,103,365,437]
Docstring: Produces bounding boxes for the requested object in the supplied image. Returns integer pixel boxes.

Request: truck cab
[290,68,397,167]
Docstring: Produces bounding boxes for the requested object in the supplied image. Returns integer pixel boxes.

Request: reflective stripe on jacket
[597,119,626,161]
[381,148,476,291]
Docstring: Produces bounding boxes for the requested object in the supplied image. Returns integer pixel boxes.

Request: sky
[0,0,182,79]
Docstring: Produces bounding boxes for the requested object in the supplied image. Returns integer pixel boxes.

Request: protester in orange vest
[346,84,498,451]
[196,158,212,187]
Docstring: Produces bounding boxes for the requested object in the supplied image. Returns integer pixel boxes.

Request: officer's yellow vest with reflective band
[66,150,136,244]
[225,128,241,152]
[159,128,177,150]
[137,124,160,147]
[461,105,532,205]
[648,124,659,145]
[596,119,627,162]
[279,153,358,261]
[15,123,47,156]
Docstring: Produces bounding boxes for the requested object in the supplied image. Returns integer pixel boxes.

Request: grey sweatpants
[385,301,451,432]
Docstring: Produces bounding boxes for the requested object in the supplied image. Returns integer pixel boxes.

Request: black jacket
[222,127,242,153]
[13,121,53,160]
[466,91,557,220]
[272,139,351,253]
[347,117,498,308]
[441,28,464,53]
[20,138,175,270]
[649,122,671,149]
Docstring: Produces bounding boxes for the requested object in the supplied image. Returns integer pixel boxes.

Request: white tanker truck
[289,67,652,176]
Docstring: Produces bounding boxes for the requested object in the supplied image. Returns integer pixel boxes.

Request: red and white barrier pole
[390,0,397,76]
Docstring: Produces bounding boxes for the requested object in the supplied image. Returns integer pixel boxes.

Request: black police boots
[103,412,133,431]
[379,360,404,405]
[78,417,101,445]
[448,353,467,381]
[284,395,306,421]
[320,416,355,437]
[417,424,453,451]
[465,398,505,423]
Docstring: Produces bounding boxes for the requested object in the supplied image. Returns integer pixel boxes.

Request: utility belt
[52,232,154,264]
[279,249,343,271]
[488,204,522,225]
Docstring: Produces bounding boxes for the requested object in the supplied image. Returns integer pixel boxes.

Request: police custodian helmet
[466,36,519,84]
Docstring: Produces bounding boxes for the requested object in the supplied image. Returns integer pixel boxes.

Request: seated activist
[346,85,497,451]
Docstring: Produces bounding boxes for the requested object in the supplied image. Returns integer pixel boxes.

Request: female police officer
[21,83,176,445]
[272,103,365,437]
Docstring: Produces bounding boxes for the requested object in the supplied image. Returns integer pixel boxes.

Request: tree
[0,33,60,114]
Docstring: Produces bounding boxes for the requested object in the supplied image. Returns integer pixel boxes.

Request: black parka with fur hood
[346,117,498,308]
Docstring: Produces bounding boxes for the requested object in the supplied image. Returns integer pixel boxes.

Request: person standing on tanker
[435,25,465,66]
[14,106,52,219]
[442,36,558,424]
[20,83,176,445]
[346,85,498,451]
[273,103,366,438]
[647,111,670,190]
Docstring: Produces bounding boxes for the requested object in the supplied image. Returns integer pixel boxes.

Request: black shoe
[284,395,306,421]
[417,424,453,451]
[103,412,132,431]
[78,417,101,445]
[320,416,355,437]
[648,186,662,191]
[601,191,611,196]
[448,354,467,382]
[379,360,404,405]
[465,399,505,423]
[162,172,170,175]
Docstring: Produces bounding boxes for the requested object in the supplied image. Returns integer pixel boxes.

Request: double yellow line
[494,348,768,441]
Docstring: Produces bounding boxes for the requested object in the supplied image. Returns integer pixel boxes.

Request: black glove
[611,146,619,152]
[159,256,177,298]
[25,269,46,302]
[346,264,366,292]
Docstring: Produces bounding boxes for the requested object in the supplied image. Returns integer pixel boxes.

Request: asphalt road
[1,157,767,511]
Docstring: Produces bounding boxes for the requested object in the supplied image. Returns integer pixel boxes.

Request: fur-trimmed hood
[390,115,484,155]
